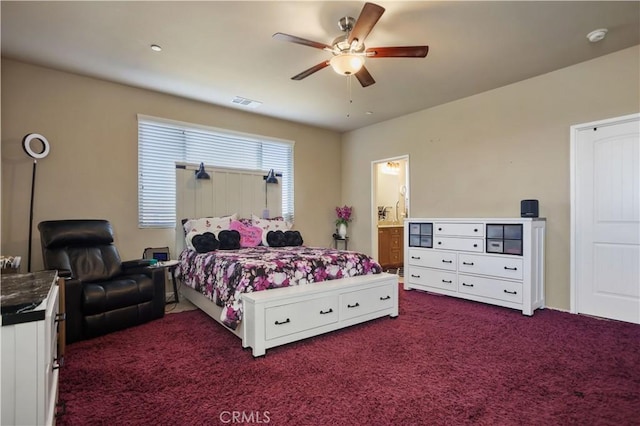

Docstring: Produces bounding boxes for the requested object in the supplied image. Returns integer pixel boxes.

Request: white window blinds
[138,115,294,228]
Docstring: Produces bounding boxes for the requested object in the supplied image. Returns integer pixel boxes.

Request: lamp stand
[27,160,37,272]
[21,133,51,273]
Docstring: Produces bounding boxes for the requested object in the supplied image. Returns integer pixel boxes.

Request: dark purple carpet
[58,286,640,425]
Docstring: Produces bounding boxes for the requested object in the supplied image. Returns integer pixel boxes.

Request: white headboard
[175,162,282,253]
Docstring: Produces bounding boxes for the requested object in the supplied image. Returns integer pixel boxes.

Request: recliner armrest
[122,259,154,269]
[121,259,162,277]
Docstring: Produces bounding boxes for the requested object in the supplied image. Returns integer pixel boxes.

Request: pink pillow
[229,220,263,247]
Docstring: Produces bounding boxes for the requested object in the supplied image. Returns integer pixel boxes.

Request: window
[138,115,294,228]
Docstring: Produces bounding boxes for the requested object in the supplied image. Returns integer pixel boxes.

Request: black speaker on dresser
[521,199,539,218]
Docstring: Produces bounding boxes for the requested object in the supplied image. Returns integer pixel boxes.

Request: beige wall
[3,47,639,311]
[1,59,342,271]
[341,46,640,311]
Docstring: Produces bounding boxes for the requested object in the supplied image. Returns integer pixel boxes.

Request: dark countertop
[1,270,57,326]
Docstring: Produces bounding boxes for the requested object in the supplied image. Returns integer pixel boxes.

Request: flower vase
[337,223,347,239]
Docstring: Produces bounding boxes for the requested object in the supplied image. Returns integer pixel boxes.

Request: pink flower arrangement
[335,205,353,227]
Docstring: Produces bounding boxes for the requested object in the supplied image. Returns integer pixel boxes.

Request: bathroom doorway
[371,155,409,272]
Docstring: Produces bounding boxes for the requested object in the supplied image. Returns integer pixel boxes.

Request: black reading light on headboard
[195,162,211,180]
[262,169,279,219]
[265,169,278,184]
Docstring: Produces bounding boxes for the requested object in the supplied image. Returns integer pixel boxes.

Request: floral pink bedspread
[176,246,382,329]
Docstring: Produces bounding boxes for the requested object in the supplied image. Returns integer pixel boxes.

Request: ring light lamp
[22,133,50,159]
[22,133,51,272]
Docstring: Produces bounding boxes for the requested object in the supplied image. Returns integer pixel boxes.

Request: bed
[174,163,399,357]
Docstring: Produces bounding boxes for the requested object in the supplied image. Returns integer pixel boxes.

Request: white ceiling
[2,1,639,133]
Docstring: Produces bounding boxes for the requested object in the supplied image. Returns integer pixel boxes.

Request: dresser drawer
[340,283,396,321]
[265,295,338,340]
[45,284,59,365]
[458,274,523,303]
[433,237,483,252]
[390,236,402,249]
[434,222,484,237]
[408,248,456,271]
[389,249,402,264]
[44,285,60,425]
[407,267,457,291]
[458,254,523,280]
[388,227,402,236]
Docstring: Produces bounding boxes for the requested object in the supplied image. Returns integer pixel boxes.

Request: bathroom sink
[378,220,402,227]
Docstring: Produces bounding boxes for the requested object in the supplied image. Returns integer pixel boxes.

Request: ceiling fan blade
[291,61,330,80]
[355,66,376,87]
[366,46,429,58]
[273,32,332,50]
[348,2,385,46]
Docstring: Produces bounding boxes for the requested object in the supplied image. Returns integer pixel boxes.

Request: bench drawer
[340,283,396,321]
[265,295,338,340]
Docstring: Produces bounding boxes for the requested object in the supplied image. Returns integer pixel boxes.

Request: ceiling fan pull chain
[346,75,353,118]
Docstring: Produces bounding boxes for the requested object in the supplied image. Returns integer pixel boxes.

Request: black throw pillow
[266,230,286,247]
[218,230,241,250]
[284,230,303,246]
[192,232,220,253]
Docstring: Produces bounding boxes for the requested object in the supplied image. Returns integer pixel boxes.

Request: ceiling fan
[273,2,429,88]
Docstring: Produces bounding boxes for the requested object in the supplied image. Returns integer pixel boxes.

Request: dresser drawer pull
[411,256,421,260]
[55,312,66,322]
[437,241,442,245]
[474,228,479,232]
[441,259,452,264]
[274,318,291,325]
[319,308,334,315]
[411,274,421,278]
[438,227,443,231]
[52,356,64,370]
[347,302,360,308]
[473,244,478,247]
[503,289,518,295]
[380,295,391,301]
[462,283,474,287]
[442,279,452,284]
[504,266,518,271]
[462,261,474,266]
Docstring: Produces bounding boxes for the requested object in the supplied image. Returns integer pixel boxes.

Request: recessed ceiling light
[586,29,608,43]
[150,44,162,52]
[365,111,374,115]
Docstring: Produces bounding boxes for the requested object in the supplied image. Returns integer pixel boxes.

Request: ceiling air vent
[231,96,262,109]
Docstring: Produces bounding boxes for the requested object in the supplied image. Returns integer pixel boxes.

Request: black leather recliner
[38,219,165,344]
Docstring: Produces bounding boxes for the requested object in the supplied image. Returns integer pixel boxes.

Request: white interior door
[572,114,640,324]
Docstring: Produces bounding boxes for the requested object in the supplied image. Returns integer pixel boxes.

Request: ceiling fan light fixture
[330,54,364,75]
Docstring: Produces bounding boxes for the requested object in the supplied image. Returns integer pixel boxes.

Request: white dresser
[404,218,545,315]
[1,271,64,426]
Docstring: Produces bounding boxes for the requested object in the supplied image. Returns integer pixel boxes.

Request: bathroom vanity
[378,224,404,271]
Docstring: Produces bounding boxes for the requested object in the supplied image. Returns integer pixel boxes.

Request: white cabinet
[404,218,545,315]
[242,273,398,357]
[1,271,63,426]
